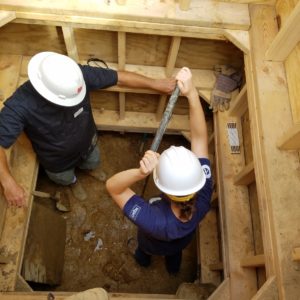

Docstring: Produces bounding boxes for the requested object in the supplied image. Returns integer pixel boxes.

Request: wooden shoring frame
[245,4,300,299]
[0,1,270,297]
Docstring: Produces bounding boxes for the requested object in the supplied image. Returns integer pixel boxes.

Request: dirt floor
[24,131,204,295]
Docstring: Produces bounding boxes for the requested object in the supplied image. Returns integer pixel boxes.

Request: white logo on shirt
[74,107,83,118]
[202,165,211,179]
[129,204,141,221]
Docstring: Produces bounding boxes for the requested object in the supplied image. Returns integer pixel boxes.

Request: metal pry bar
[150,85,180,152]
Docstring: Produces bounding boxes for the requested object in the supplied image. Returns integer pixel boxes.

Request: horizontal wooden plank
[277,123,300,150]
[14,14,226,40]
[233,161,255,186]
[93,109,190,133]
[240,254,265,268]
[0,0,250,30]
[20,59,216,93]
[0,292,180,300]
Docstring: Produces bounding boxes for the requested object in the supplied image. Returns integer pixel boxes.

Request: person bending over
[0,51,175,207]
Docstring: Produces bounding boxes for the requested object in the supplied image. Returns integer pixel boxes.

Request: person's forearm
[0,147,14,187]
[117,70,175,93]
[187,89,208,154]
[106,168,147,196]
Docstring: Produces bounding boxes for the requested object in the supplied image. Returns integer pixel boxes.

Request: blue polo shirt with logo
[123,158,212,256]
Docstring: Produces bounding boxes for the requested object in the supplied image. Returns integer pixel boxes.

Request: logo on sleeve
[129,204,141,221]
[202,165,211,179]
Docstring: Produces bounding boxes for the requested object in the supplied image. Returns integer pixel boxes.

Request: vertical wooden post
[179,0,191,11]
[118,32,126,120]
[246,4,300,298]
[62,26,79,62]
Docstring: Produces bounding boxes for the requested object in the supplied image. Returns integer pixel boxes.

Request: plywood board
[22,202,66,285]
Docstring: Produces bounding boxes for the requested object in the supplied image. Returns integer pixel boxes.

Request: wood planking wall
[0,23,244,69]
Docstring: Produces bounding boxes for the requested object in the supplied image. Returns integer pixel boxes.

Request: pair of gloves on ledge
[210,65,243,112]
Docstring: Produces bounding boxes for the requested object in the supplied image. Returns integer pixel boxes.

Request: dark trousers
[134,246,182,274]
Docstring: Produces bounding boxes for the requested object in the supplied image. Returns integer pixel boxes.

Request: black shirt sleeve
[80,64,118,91]
[0,101,26,148]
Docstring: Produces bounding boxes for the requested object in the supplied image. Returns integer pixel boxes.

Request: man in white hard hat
[106,67,212,274]
[0,51,176,207]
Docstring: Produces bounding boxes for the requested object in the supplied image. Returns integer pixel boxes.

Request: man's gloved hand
[210,65,243,112]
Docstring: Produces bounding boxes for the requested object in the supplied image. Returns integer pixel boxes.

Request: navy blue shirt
[0,65,117,172]
[123,158,212,256]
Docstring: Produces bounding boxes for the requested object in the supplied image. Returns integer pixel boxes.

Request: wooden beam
[240,254,265,267]
[0,0,251,30]
[228,85,248,117]
[207,278,230,300]
[292,247,300,261]
[20,59,215,96]
[277,123,300,150]
[93,109,189,133]
[61,25,79,62]
[0,54,23,239]
[118,93,125,120]
[118,31,126,120]
[179,0,191,11]
[223,29,250,54]
[233,161,255,186]
[0,292,182,300]
[118,31,126,71]
[0,134,38,291]
[14,13,226,41]
[251,276,278,300]
[246,5,300,298]
[265,1,300,62]
[0,10,15,27]
[214,110,257,298]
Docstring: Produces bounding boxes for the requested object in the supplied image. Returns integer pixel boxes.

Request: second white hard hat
[28,52,86,107]
[153,146,206,196]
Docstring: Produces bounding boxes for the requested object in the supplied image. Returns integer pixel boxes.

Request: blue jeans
[45,146,100,185]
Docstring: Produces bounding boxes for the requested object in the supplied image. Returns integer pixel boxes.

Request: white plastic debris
[84,231,96,241]
[94,238,103,252]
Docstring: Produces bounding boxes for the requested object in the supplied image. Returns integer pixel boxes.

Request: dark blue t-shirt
[123,158,212,256]
[0,65,117,172]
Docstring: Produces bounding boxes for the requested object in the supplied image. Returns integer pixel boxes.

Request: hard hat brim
[153,167,206,196]
[28,52,86,107]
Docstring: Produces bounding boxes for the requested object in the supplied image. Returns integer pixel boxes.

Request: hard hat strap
[166,193,195,202]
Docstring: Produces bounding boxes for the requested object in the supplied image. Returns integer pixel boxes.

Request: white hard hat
[28,52,86,107]
[153,146,206,196]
